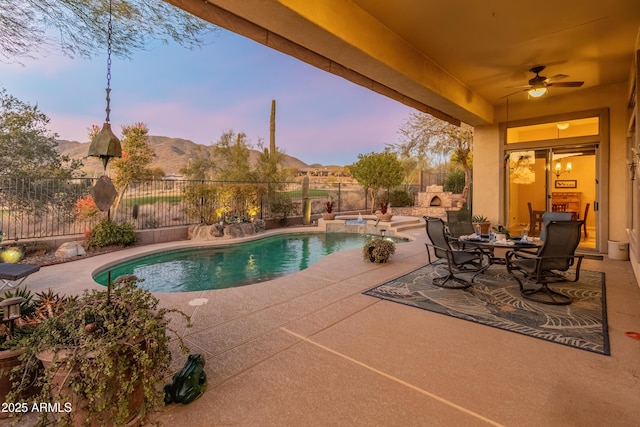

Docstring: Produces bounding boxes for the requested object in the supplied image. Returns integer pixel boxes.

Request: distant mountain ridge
[56,135,312,177]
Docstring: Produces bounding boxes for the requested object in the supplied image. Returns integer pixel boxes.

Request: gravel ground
[18,243,141,267]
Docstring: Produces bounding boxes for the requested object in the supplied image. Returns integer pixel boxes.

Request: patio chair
[424,217,491,289]
[505,220,584,305]
[445,210,475,249]
[539,211,573,241]
[445,210,475,237]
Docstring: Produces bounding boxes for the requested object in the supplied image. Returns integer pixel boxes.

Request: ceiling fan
[503,65,584,98]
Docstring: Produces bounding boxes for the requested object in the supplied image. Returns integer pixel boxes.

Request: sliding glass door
[506,147,597,249]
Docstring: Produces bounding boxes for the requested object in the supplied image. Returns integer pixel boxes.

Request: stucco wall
[473,82,628,253]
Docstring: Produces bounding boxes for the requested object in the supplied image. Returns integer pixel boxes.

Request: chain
[105,0,113,123]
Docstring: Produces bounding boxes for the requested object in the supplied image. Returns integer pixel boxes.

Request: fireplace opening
[429,196,442,207]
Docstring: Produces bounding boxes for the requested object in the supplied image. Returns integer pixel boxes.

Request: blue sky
[0,28,413,166]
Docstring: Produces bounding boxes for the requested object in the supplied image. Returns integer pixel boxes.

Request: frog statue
[164,354,207,404]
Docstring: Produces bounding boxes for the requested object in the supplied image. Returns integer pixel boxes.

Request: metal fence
[0,177,377,241]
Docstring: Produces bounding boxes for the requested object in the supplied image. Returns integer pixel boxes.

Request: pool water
[93,233,406,292]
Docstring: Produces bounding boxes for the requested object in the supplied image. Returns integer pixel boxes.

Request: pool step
[380,216,424,234]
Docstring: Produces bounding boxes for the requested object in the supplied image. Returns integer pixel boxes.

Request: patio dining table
[0,263,40,291]
[458,236,543,265]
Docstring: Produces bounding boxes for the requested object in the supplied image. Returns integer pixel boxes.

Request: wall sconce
[553,160,572,177]
[556,122,570,130]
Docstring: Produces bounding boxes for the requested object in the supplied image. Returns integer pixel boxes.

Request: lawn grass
[121,195,183,206]
[281,189,331,197]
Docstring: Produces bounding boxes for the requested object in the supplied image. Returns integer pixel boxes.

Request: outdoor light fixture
[556,122,570,130]
[1,296,25,335]
[553,160,572,177]
[528,87,548,98]
[87,0,122,171]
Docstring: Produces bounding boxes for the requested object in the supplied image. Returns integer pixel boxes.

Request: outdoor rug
[364,264,609,355]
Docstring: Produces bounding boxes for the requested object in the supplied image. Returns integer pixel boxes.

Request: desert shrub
[182,183,219,225]
[182,182,263,225]
[444,169,465,194]
[87,219,137,248]
[270,193,297,226]
[389,190,414,207]
[74,194,100,220]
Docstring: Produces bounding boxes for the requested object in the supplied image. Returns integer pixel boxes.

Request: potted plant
[0,288,71,412]
[377,200,393,221]
[0,288,37,412]
[10,277,191,427]
[492,224,511,240]
[363,238,396,263]
[322,200,336,220]
[472,215,491,234]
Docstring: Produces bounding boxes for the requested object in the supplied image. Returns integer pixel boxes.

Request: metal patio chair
[424,217,491,289]
[539,211,574,241]
[505,220,584,305]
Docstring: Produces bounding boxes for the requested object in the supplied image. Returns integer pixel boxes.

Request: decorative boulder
[224,223,256,238]
[54,242,86,259]
[188,224,225,240]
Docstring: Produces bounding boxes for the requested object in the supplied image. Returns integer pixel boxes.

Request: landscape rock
[55,242,86,259]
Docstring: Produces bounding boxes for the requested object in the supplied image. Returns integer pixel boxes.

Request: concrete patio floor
[10,224,640,426]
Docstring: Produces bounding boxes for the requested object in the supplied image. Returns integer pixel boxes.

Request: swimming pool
[93,233,407,292]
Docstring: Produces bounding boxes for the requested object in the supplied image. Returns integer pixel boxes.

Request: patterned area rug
[364,264,609,355]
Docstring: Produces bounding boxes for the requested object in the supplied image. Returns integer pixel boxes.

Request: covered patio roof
[166,0,640,126]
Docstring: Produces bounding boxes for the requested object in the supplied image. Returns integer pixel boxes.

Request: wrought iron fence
[0,177,374,241]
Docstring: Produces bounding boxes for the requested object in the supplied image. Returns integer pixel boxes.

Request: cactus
[270,99,276,160]
[302,175,311,225]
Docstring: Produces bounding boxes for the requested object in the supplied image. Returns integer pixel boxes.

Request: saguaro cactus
[302,175,311,225]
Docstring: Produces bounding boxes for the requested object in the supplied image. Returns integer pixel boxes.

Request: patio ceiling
[167,0,640,126]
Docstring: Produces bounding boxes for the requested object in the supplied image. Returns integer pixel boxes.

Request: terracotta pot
[37,346,144,427]
[0,348,39,418]
[0,348,23,417]
[377,213,393,222]
[321,213,336,220]
[473,222,491,234]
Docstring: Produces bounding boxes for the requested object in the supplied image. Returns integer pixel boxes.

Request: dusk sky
[0,26,414,166]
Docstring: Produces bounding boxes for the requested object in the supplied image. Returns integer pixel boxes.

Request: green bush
[270,193,297,226]
[87,219,137,248]
[389,190,414,207]
[444,169,465,194]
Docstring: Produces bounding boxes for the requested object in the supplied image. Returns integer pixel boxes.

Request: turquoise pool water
[93,233,406,292]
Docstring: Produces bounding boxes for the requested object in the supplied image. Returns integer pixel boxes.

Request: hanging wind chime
[88,0,122,214]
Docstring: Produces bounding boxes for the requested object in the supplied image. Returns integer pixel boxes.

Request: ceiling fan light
[528,87,547,98]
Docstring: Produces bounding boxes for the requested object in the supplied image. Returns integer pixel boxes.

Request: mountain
[56,136,310,177]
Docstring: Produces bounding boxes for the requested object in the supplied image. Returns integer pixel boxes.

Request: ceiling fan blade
[545,74,569,83]
[499,89,527,99]
[548,81,584,87]
[504,84,532,89]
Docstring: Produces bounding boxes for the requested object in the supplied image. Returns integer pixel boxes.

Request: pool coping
[89,227,414,290]
[23,222,417,297]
